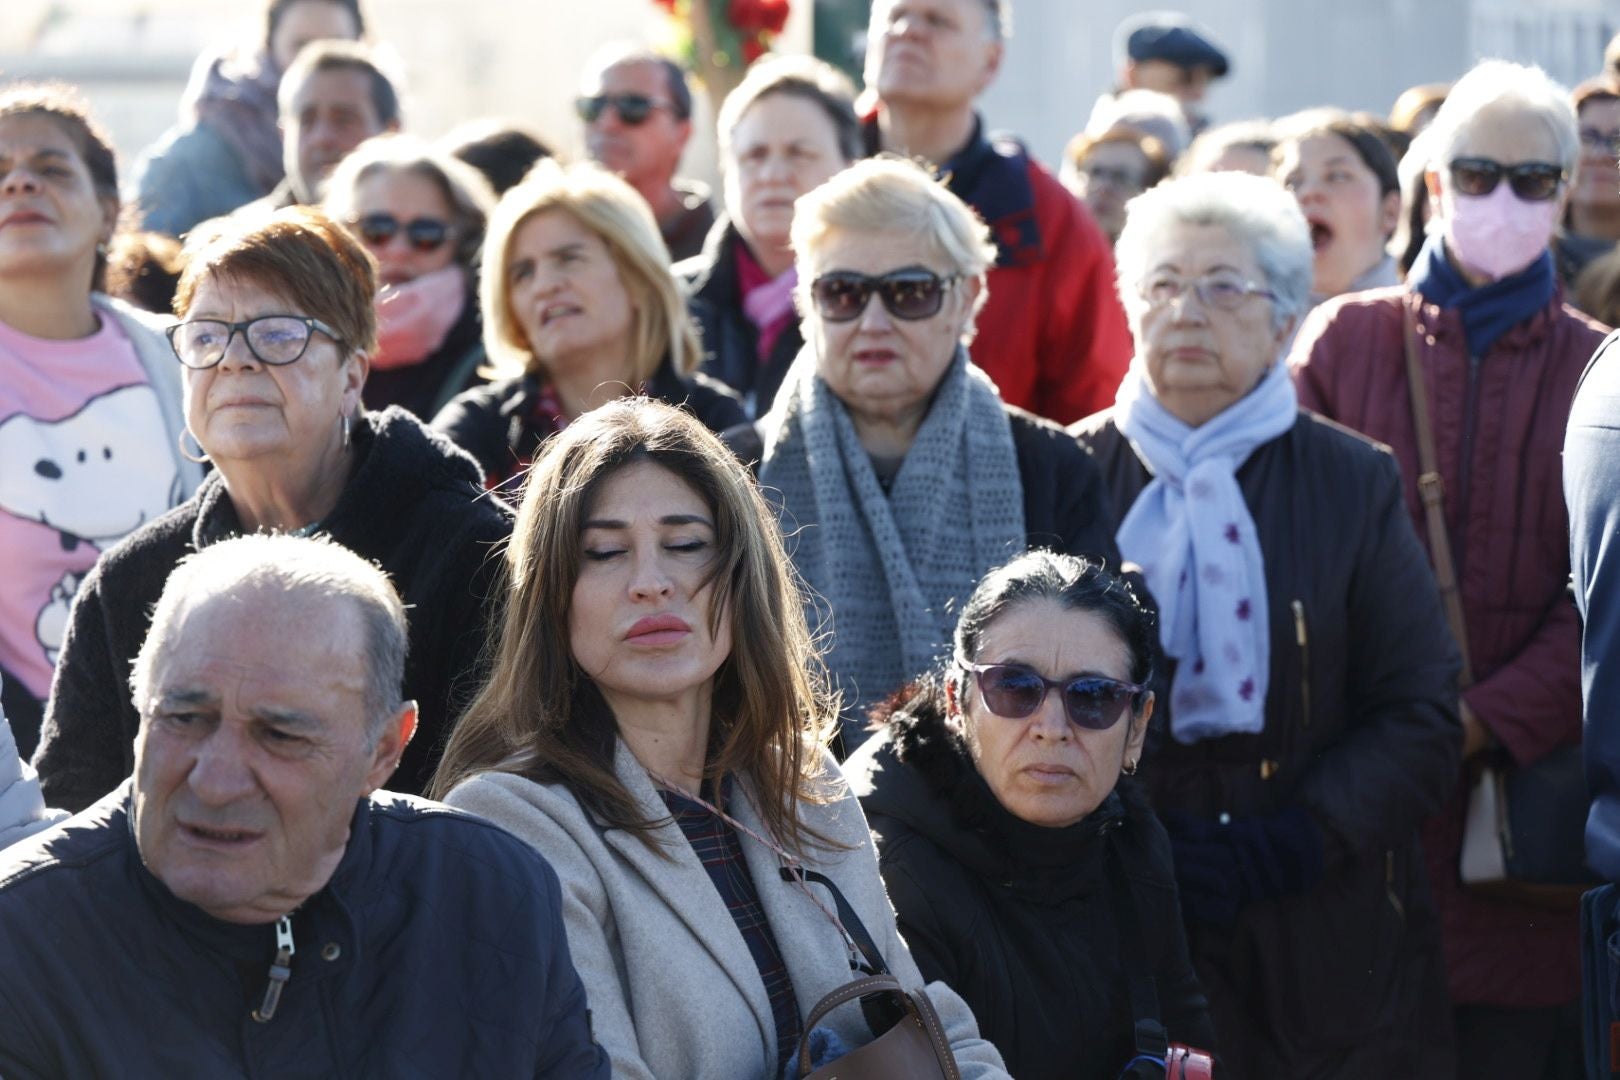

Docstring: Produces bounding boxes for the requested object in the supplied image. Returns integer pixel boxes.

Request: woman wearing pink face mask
[1289,59,1602,1080]
[323,134,497,419]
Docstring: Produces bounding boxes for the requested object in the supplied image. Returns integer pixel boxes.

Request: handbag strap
[1104,837,1171,1074]
[796,974,961,1080]
[1402,306,1476,689]
[781,865,889,976]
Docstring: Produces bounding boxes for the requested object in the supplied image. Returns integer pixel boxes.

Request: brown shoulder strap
[1402,305,1476,687]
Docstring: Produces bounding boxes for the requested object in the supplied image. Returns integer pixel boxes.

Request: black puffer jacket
[1072,410,1462,1079]
[676,217,803,418]
[35,409,513,810]
[844,698,1215,1080]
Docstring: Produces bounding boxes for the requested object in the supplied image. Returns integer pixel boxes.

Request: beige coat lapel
[600,740,776,1051]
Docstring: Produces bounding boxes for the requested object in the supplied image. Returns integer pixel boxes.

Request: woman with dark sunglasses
[34,206,513,813]
[1076,170,1461,1078]
[729,157,1121,754]
[322,134,496,419]
[846,550,1216,1080]
[431,161,744,492]
[1291,60,1602,1080]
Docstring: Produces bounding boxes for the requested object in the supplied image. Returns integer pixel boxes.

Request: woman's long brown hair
[431,398,838,855]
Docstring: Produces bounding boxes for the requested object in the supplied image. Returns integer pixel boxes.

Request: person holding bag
[433,398,1008,1080]
[1291,59,1603,1080]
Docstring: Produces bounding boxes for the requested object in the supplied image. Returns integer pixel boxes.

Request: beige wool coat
[446,741,1010,1080]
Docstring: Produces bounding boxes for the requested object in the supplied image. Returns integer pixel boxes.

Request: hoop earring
[177,427,209,465]
[1122,759,1139,777]
[342,413,351,449]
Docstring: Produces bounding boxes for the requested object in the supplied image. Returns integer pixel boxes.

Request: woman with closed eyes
[430,161,744,492]
[433,398,1010,1080]
[322,133,496,419]
[845,549,1216,1080]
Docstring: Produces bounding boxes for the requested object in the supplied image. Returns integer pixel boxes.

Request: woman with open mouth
[1273,113,1403,306]
[432,161,745,493]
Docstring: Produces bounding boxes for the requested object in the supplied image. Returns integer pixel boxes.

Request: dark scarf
[1408,232,1555,358]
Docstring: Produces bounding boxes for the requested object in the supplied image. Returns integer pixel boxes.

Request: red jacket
[1289,284,1607,1008]
[863,115,1133,424]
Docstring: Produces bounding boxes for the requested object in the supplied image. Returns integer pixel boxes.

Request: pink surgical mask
[1440,181,1559,281]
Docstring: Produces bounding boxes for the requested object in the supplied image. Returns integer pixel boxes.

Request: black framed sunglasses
[957,656,1148,731]
[809,269,961,323]
[1448,157,1566,202]
[574,93,673,126]
[167,315,343,370]
[351,212,452,252]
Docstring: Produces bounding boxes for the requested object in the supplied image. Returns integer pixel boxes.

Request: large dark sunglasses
[957,656,1147,731]
[574,93,673,126]
[167,315,343,370]
[352,212,452,252]
[810,269,961,323]
[1448,157,1566,202]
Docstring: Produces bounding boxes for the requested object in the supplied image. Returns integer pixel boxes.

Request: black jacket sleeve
[34,563,142,814]
[430,387,511,483]
[1296,450,1463,856]
[1011,409,1122,567]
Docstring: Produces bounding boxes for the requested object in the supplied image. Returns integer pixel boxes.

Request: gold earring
[1122,759,1139,777]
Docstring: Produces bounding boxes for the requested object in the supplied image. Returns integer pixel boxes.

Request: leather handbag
[1402,309,1593,905]
[781,867,961,1080]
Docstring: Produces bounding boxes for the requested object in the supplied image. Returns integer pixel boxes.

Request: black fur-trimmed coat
[843,695,1215,1079]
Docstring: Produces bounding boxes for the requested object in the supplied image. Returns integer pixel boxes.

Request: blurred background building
[3,0,1617,183]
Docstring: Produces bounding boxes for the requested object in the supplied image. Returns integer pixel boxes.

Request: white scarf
[1114,359,1298,743]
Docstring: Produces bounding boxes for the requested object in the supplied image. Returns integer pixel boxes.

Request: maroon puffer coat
[1289,284,1606,1009]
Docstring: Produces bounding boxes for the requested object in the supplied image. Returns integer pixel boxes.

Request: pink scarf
[372,265,468,370]
[735,243,798,363]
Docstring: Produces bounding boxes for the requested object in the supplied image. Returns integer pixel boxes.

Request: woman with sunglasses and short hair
[1290,60,1604,1079]
[731,157,1121,753]
[1074,170,1461,1077]
[431,160,744,492]
[322,133,496,419]
[35,206,513,811]
[845,550,1216,1080]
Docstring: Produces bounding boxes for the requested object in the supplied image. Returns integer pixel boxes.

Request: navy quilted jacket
[0,784,609,1079]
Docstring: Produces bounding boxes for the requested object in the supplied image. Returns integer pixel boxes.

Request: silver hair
[129,534,408,747]
[1113,170,1313,335]
[1415,59,1578,175]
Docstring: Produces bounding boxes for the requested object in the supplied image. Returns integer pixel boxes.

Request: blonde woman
[433,399,1009,1079]
[430,161,743,490]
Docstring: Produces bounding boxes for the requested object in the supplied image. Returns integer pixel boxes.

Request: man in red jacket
[860,0,1132,424]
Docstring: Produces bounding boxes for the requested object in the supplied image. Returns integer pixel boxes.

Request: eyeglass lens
[576,93,657,125]
[170,317,315,368]
[1448,158,1564,201]
[812,272,950,322]
[976,664,1137,731]
[355,213,451,252]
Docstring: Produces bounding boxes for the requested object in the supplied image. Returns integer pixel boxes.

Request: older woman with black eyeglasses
[35,206,513,812]
[1073,169,1462,1077]
[729,157,1121,754]
[1290,60,1605,1079]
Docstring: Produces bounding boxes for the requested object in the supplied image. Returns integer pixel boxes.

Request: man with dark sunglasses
[578,45,715,261]
[859,0,1133,426]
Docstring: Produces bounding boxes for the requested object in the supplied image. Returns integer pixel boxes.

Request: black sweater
[844,699,1216,1079]
[35,409,514,811]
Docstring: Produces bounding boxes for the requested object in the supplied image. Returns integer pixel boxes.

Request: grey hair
[1087,89,1193,160]
[1416,59,1578,174]
[129,534,408,747]
[790,156,997,336]
[981,0,1012,40]
[1114,170,1313,334]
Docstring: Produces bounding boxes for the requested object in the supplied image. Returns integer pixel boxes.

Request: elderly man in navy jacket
[0,534,606,1079]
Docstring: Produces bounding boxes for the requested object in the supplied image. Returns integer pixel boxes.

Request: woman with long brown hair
[433,398,1007,1080]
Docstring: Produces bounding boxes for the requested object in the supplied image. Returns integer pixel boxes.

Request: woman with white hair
[733,157,1120,753]
[1073,170,1462,1077]
[1291,59,1604,1077]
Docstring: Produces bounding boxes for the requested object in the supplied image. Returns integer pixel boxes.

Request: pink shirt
[0,314,180,699]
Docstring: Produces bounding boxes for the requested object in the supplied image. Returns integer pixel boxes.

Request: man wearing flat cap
[1108,10,1231,135]
[0,534,607,1078]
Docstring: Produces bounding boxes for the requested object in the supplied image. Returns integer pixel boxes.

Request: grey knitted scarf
[760,346,1026,738]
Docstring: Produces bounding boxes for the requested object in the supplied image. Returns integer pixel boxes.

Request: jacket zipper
[252,915,296,1023]
[1386,850,1406,921]
[1292,599,1310,729]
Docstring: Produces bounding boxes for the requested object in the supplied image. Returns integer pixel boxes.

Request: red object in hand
[728,0,789,35]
